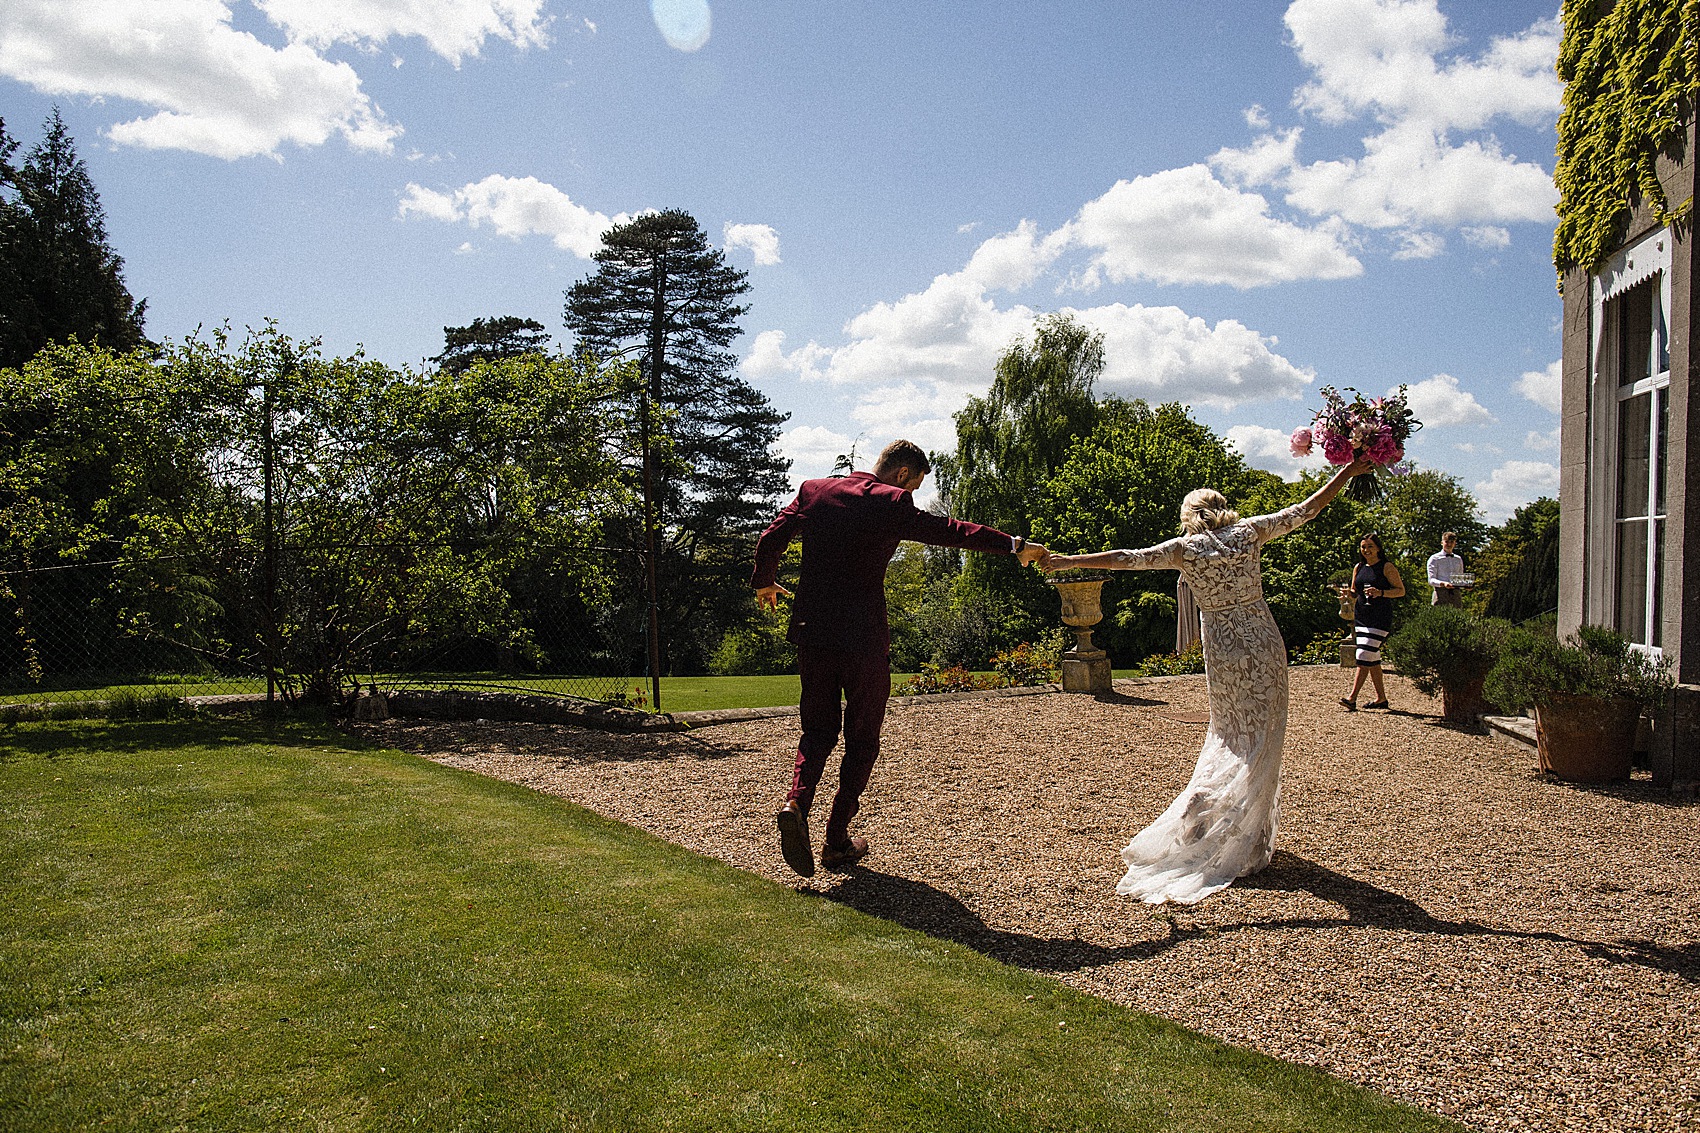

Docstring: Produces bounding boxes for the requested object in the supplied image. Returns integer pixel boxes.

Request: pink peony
[1321,431,1354,465]
[1289,427,1314,457]
[1365,428,1400,465]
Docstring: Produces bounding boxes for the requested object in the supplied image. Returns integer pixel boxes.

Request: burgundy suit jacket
[750,472,1014,653]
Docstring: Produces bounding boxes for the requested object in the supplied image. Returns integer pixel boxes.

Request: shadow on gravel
[817,866,1195,972]
[1548,777,1700,810]
[1089,690,1168,708]
[820,852,1700,985]
[375,721,758,766]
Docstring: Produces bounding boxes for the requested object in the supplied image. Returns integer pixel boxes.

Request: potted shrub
[1483,624,1672,782]
[1383,606,1510,725]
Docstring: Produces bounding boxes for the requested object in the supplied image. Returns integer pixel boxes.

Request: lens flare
[651,0,711,52]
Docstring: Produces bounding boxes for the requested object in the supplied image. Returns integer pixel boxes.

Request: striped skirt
[1354,624,1389,666]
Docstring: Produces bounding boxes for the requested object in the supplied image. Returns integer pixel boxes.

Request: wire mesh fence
[0,545,653,713]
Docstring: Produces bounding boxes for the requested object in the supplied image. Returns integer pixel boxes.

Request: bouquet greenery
[1290,385,1421,500]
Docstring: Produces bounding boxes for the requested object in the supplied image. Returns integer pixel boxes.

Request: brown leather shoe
[820,836,869,872]
[776,805,815,877]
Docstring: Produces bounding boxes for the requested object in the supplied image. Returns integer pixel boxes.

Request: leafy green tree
[1365,465,1486,603]
[563,209,790,673]
[1034,400,1256,662]
[1471,497,1560,622]
[0,110,149,370]
[434,316,551,376]
[0,340,221,682]
[0,342,199,565]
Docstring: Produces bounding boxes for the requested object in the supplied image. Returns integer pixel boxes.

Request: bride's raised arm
[1243,458,1372,544]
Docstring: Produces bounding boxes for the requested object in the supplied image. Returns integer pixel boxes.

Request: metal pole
[643,253,666,712]
[640,424,662,712]
[261,371,277,706]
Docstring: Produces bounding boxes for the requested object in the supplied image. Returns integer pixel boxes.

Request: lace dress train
[1105,502,1312,905]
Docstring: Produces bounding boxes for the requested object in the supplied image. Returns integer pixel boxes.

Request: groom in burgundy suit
[751,439,1047,876]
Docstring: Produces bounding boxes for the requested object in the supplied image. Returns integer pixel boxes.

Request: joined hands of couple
[755,539,1055,610]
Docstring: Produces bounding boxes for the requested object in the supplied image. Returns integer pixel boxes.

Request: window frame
[1588,226,1671,656]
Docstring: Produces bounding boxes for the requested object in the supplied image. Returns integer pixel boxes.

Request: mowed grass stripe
[0,718,1460,1133]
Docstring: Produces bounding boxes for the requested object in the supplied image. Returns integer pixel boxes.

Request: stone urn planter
[1534,693,1640,783]
[1050,576,1112,693]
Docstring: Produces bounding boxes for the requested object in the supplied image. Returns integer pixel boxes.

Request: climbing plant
[1554,0,1700,277]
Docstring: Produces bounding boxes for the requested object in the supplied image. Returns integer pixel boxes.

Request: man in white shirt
[1427,531,1466,607]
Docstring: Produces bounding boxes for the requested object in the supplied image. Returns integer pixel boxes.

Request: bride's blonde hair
[1180,488,1239,535]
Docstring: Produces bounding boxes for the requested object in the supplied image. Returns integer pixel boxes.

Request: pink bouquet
[1289,385,1420,500]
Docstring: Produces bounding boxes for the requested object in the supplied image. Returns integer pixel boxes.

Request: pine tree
[434,315,551,375]
[0,110,149,370]
[563,209,790,672]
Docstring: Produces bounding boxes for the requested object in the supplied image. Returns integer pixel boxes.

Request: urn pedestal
[1051,577,1112,693]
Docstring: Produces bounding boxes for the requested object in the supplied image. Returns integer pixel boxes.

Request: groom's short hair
[874,439,930,477]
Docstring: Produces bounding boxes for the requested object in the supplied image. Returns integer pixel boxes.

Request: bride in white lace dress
[1042,461,1367,904]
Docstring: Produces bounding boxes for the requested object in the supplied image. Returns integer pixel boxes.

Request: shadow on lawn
[820,851,1700,985]
[0,714,363,761]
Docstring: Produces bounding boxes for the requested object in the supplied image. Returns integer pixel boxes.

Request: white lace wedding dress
[1105,502,1315,904]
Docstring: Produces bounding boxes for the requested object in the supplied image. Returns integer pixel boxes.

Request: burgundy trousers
[787,644,892,849]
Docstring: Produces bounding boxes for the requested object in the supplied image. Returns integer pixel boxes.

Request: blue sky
[1,0,1566,521]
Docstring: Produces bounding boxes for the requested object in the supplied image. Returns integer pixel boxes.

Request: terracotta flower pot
[1533,693,1640,783]
[1440,676,1488,725]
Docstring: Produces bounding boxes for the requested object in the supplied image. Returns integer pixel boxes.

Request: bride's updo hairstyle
[1180,488,1239,535]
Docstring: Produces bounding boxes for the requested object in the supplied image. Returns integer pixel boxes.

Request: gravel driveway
[357,665,1700,1133]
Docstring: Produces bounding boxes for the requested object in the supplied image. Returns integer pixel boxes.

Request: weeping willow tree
[935,312,1104,538]
[927,313,1105,654]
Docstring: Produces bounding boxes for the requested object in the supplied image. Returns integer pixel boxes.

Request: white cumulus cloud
[1474,459,1558,522]
[776,424,855,485]
[398,175,623,257]
[0,0,400,159]
[1227,424,1326,480]
[723,222,781,266]
[0,0,548,158]
[1211,0,1561,233]
[1462,225,1512,249]
[254,0,549,64]
[745,221,1319,427]
[1082,303,1315,408]
[1062,165,1362,289]
[1398,373,1495,428]
[1286,0,1560,133]
[1391,230,1445,260]
[1515,359,1562,413]
[1280,122,1557,229]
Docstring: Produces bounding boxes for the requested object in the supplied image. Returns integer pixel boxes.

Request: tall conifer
[0,110,149,369]
[564,209,789,672]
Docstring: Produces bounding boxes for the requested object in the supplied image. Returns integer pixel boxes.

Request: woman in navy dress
[1340,532,1404,710]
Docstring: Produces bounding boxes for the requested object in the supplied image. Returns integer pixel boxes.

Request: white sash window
[1589,227,1671,652]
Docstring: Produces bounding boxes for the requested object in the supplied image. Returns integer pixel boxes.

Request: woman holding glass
[1340,532,1404,710]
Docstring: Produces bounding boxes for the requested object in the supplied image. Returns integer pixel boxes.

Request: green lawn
[3,669,1165,716]
[646,671,1144,713]
[0,718,1460,1133]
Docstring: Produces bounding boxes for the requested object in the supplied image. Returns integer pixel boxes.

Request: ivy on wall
[1554,0,1700,276]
